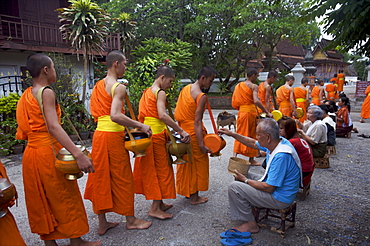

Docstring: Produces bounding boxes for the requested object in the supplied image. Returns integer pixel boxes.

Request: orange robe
[16,87,89,241]
[337,73,345,92]
[311,86,321,105]
[361,85,370,119]
[0,161,26,246]
[133,88,176,200]
[294,87,308,123]
[84,80,134,216]
[232,82,258,157]
[326,83,336,101]
[174,84,209,197]
[258,82,273,113]
[330,77,339,99]
[276,85,293,117]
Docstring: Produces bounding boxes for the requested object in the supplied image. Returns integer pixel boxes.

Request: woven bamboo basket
[228,157,251,175]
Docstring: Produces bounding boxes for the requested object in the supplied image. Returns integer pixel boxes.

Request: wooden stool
[314,154,330,169]
[253,201,297,238]
[326,145,336,155]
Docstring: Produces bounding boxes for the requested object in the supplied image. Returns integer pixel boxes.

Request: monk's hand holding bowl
[139,123,152,138]
[179,130,190,144]
[266,112,273,118]
[76,154,94,174]
[199,144,212,155]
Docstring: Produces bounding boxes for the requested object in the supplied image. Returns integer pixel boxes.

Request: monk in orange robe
[0,161,26,246]
[174,66,216,205]
[232,68,272,165]
[329,74,339,99]
[294,78,310,123]
[276,75,297,117]
[84,51,152,235]
[326,77,337,101]
[311,79,325,105]
[134,66,190,219]
[258,70,278,113]
[337,70,345,92]
[16,53,99,246]
[360,85,370,123]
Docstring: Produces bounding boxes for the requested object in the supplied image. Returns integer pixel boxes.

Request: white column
[366,65,370,81]
[291,63,306,88]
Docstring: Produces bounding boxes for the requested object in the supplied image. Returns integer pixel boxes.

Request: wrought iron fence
[0,75,31,97]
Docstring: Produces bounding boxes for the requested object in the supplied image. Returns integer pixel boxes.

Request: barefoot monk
[174,66,216,205]
[84,50,152,235]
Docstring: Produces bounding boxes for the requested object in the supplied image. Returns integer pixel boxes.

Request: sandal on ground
[220,229,251,239]
[220,237,253,246]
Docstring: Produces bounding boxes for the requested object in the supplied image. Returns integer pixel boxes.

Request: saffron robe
[258,82,273,113]
[133,88,176,200]
[330,77,339,99]
[174,84,209,197]
[361,85,370,119]
[337,73,345,92]
[84,80,134,216]
[232,82,259,157]
[294,87,308,123]
[276,85,293,117]
[326,83,337,101]
[310,86,321,105]
[0,161,26,246]
[16,87,89,240]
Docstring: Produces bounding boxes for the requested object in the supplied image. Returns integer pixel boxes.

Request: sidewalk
[2,110,370,245]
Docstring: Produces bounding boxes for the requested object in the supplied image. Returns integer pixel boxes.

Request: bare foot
[98,222,119,235]
[360,119,365,123]
[148,209,173,220]
[126,217,152,230]
[160,203,173,211]
[69,238,102,246]
[249,159,262,166]
[346,132,351,138]
[190,195,208,205]
[352,128,359,133]
[233,221,260,234]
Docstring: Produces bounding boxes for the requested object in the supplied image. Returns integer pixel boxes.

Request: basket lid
[296,107,304,119]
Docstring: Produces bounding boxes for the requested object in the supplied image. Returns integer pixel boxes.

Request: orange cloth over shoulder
[133,88,176,200]
[337,73,345,91]
[174,84,209,198]
[84,80,134,216]
[311,86,321,105]
[0,161,26,246]
[294,87,308,122]
[276,85,293,117]
[16,87,89,241]
[361,85,370,119]
[232,82,258,157]
[258,82,273,112]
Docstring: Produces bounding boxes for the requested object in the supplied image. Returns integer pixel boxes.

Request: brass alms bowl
[56,145,90,180]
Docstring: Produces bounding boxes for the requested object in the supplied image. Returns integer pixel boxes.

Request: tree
[57,0,110,103]
[124,38,192,115]
[114,12,137,59]
[185,0,320,91]
[305,0,370,57]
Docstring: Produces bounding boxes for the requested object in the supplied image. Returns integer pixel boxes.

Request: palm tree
[57,0,110,103]
[115,12,137,59]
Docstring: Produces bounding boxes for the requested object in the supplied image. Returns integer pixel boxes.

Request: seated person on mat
[336,96,358,138]
[297,105,327,158]
[277,116,314,179]
[218,118,302,233]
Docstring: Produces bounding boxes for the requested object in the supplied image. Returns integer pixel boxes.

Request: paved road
[2,108,370,246]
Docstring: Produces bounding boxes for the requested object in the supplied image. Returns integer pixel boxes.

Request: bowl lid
[272,110,283,121]
[0,178,12,190]
[59,145,85,155]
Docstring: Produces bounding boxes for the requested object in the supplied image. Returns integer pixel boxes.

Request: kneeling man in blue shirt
[219,118,302,233]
